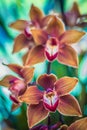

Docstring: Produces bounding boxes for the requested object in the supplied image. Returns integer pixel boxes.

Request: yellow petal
[57,94,82,117]
[25,45,45,66]
[46,16,65,37]
[55,76,78,96]
[31,29,47,45]
[13,34,29,53]
[19,86,43,104]
[57,45,78,68]
[59,30,85,44]
[9,20,28,31]
[68,117,87,130]
[30,4,44,23]
[27,102,49,128]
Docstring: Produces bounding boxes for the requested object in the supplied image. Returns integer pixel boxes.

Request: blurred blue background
[0,0,87,129]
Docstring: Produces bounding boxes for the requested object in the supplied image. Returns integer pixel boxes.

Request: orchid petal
[9,20,28,31]
[57,45,78,67]
[0,75,18,88]
[71,2,80,17]
[30,4,44,24]
[11,103,20,111]
[37,74,57,90]
[31,29,47,45]
[22,52,29,65]
[59,30,85,44]
[68,117,87,130]
[6,64,23,77]
[46,16,65,37]
[25,45,45,66]
[60,125,68,130]
[13,34,29,53]
[19,86,43,104]
[21,67,34,83]
[57,94,82,117]
[27,102,49,128]
[55,76,78,96]
[41,15,53,27]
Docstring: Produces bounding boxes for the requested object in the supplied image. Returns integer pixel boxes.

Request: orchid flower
[0,64,34,110]
[19,74,82,128]
[9,5,52,54]
[60,117,87,130]
[25,16,85,67]
[64,2,87,28]
[30,122,61,130]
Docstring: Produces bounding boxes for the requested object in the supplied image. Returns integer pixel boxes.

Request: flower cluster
[0,3,87,129]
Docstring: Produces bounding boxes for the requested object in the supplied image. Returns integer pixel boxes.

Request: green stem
[47,61,51,74]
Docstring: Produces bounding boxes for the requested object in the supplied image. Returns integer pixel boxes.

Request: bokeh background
[0,0,87,130]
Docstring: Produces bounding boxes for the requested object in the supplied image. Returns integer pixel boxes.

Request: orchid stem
[48,115,51,130]
[47,61,51,74]
[59,113,64,124]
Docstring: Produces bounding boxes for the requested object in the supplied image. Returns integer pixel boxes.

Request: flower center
[24,26,32,39]
[45,37,59,62]
[43,88,59,112]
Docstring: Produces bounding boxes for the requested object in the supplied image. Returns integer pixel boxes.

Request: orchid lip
[45,37,59,62]
[43,88,59,112]
[24,26,32,39]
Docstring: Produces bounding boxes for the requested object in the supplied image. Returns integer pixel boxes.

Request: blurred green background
[0,0,87,130]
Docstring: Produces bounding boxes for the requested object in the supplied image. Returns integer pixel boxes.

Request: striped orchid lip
[45,37,59,62]
[43,88,59,112]
[24,26,33,39]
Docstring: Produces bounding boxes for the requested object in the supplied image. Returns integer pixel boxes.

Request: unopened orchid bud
[9,79,26,96]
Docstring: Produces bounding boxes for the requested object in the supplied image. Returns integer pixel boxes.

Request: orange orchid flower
[60,117,87,130]
[9,5,52,54]
[0,64,34,110]
[65,2,87,28]
[19,74,82,128]
[25,16,85,67]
